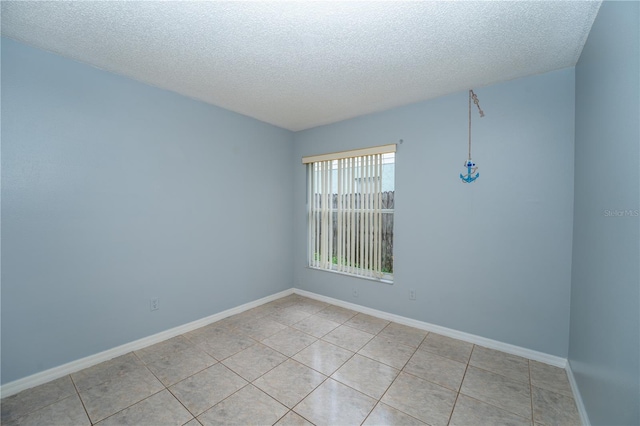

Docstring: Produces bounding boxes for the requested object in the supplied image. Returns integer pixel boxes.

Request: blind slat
[307,149,393,280]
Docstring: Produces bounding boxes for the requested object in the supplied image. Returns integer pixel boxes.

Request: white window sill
[306,266,394,285]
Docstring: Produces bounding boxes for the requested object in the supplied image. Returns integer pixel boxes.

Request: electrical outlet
[352,289,358,298]
[150,298,160,311]
[409,289,416,300]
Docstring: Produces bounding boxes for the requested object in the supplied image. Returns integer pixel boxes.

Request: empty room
[1,1,638,425]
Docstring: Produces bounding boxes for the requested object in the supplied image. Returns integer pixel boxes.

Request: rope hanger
[460,89,484,183]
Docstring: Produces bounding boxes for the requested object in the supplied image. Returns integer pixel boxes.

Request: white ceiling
[1,1,601,131]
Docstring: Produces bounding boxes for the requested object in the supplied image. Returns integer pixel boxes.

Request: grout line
[164,386,198,423]
[1,380,79,425]
[455,393,532,423]
[529,359,535,423]
[134,345,219,422]
[373,335,422,398]
[69,374,94,425]
[455,346,534,424]
[93,388,167,425]
[458,367,534,420]
[398,367,463,394]
[168,362,250,419]
[272,410,290,425]
[191,382,253,419]
[291,409,318,425]
[466,346,532,385]
[359,401,378,425]
[463,363,531,385]
[446,353,471,426]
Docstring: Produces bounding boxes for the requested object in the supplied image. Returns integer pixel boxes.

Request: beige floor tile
[274,411,314,425]
[210,314,246,330]
[185,328,256,361]
[243,306,272,319]
[470,346,530,383]
[288,298,329,314]
[381,371,457,426]
[134,335,194,364]
[270,294,301,306]
[419,333,473,364]
[197,318,237,333]
[246,304,282,319]
[262,297,295,310]
[378,323,427,348]
[292,340,354,375]
[532,386,581,426]
[72,353,145,392]
[404,349,467,391]
[331,354,399,399]
[96,389,192,426]
[322,324,375,352]
[363,402,427,426]
[183,323,228,342]
[530,360,573,397]
[3,393,90,426]
[450,394,531,426]
[254,359,326,408]
[145,346,216,386]
[461,365,532,419]
[78,366,164,423]
[1,375,76,424]
[262,328,317,357]
[169,363,248,416]
[268,306,313,326]
[235,317,288,341]
[345,313,391,335]
[315,305,359,323]
[358,335,416,369]
[222,343,287,381]
[293,378,376,425]
[224,310,266,327]
[197,385,287,426]
[291,315,340,338]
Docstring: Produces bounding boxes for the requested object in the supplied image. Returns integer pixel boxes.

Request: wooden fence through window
[311,191,394,273]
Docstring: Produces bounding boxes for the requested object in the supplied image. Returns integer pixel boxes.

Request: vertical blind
[303,144,396,280]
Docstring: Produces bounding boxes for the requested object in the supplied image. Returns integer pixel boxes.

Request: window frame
[303,145,395,283]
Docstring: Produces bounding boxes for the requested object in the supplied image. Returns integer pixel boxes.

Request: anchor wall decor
[460,89,484,183]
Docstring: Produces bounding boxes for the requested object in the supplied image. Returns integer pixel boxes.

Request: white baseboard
[0,288,293,398]
[1,286,571,400]
[293,288,567,368]
[566,360,591,426]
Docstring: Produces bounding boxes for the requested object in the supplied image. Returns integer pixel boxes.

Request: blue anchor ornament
[460,159,479,183]
[460,90,484,183]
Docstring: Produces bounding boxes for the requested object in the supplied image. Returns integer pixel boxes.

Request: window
[303,144,395,282]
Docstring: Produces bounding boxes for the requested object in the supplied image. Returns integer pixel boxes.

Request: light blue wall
[293,68,575,357]
[1,38,294,384]
[570,2,640,425]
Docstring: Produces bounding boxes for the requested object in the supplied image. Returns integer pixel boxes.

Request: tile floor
[1,294,582,425]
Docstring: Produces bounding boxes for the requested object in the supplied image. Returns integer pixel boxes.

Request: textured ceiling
[1,1,601,131]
